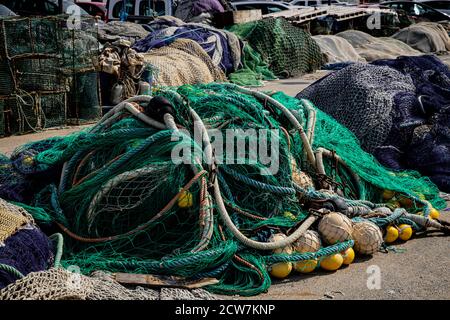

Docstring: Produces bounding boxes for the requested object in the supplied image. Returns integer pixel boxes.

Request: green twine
[0,263,24,280]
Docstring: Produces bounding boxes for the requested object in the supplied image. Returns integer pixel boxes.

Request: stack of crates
[0,15,101,137]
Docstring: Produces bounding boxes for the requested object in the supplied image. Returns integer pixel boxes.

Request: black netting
[67,71,101,122]
[0,15,101,131]
[40,92,67,128]
[14,58,66,92]
[0,62,14,95]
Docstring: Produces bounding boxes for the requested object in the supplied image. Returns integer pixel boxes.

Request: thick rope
[0,263,24,280]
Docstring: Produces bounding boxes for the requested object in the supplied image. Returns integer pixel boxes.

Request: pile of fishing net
[0,83,447,298]
[230,18,323,79]
[297,55,450,192]
[97,21,150,45]
[133,16,242,75]
[0,268,217,300]
[336,30,421,62]
[312,35,366,64]
[226,42,277,87]
[96,40,147,104]
[0,199,54,289]
[392,22,450,54]
[143,38,226,86]
[174,0,227,24]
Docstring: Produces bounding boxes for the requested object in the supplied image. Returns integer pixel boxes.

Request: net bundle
[298,55,450,192]
[0,268,217,300]
[143,38,226,86]
[312,35,366,64]
[298,63,416,153]
[1,83,445,296]
[392,22,450,54]
[336,30,421,62]
[0,199,54,289]
[229,18,323,78]
[133,16,242,74]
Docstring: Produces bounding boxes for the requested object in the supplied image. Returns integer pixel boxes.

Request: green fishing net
[10,83,444,296]
[230,18,324,79]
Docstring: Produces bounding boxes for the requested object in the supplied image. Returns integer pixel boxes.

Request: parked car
[381,1,450,21]
[0,0,91,16]
[76,1,107,20]
[106,0,169,21]
[0,3,15,15]
[230,1,297,14]
[417,0,450,15]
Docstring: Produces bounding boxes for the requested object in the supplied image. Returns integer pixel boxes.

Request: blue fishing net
[0,227,54,289]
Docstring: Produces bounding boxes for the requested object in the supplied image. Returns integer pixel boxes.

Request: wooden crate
[264,7,328,23]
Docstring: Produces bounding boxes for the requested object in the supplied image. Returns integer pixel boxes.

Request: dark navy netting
[0,138,64,203]
[372,55,450,192]
[0,155,31,203]
[297,55,450,192]
[0,227,54,289]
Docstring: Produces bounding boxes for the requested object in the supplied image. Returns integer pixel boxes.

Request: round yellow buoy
[352,221,383,255]
[294,260,317,273]
[318,212,353,245]
[429,208,440,220]
[341,247,355,265]
[269,233,293,279]
[320,253,343,271]
[398,224,413,241]
[384,225,399,243]
[269,262,293,279]
[382,190,395,201]
[22,156,34,166]
[177,190,193,208]
[293,230,321,273]
[283,211,296,220]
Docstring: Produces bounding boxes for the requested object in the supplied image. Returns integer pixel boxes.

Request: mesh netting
[14,58,66,92]
[0,95,40,136]
[0,92,66,135]
[0,17,59,59]
[2,83,444,297]
[392,22,450,54]
[0,268,218,300]
[0,198,32,243]
[336,30,421,62]
[0,15,101,131]
[312,35,366,64]
[0,199,53,289]
[298,55,450,192]
[0,61,14,96]
[229,18,323,78]
[0,100,4,136]
[297,63,416,153]
[67,71,101,123]
[143,38,226,86]
[39,92,67,129]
